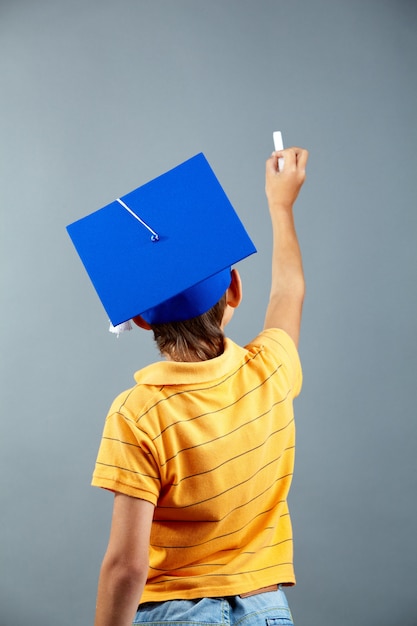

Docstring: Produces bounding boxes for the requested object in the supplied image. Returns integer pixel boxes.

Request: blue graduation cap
[66,153,256,326]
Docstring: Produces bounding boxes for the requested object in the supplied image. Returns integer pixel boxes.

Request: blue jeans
[133,588,294,626]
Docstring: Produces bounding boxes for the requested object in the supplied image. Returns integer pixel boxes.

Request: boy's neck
[162,340,225,363]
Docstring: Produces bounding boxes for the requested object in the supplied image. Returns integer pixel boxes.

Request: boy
[69,146,308,626]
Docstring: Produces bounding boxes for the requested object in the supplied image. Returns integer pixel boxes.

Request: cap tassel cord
[116,198,159,241]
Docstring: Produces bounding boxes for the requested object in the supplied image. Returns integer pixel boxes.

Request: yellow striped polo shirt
[92,328,302,601]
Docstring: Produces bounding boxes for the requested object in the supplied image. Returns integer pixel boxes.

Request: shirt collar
[134,338,250,386]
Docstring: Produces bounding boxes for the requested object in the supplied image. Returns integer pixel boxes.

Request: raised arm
[263,147,309,346]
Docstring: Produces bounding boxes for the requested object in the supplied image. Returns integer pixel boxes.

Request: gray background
[1,1,416,625]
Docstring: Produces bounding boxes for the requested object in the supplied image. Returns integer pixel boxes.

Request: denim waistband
[134,587,293,626]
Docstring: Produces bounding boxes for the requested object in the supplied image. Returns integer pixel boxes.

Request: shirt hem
[140,572,296,603]
[91,476,158,506]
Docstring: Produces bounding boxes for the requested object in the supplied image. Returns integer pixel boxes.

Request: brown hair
[151,293,227,362]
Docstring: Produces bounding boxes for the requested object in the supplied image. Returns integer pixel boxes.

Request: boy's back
[92,328,302,600]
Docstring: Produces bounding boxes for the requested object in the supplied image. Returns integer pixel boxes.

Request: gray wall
[1,1,416,625]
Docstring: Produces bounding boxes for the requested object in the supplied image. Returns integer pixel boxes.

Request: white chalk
[273,131,283,151]
[273,131,285,171]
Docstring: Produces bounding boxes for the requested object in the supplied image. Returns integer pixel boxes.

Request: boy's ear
[227,268,243,309]
[132,315,152,331]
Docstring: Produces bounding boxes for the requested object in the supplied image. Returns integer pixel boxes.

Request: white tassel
[109,320,133,337]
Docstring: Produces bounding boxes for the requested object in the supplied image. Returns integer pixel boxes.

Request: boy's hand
[265,147,308,211]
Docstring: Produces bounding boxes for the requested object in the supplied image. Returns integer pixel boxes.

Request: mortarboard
[66,153,256,326]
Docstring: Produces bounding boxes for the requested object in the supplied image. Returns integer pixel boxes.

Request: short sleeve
[91,402,161,504]
[246,328,303,398]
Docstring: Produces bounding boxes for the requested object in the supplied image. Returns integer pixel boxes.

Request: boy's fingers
[270,147,308,169]
[267,147,308,175]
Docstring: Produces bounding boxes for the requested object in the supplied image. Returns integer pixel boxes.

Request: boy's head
[133,268,242,361]
[66,153,255,345]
